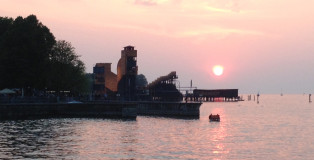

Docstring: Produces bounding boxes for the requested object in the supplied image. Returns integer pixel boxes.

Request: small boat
[209,114,220,122]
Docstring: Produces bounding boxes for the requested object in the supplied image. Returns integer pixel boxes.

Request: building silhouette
[93,63,117,98]
[147,71,182,101]
[93,46,138,100]
[117,46,138,100]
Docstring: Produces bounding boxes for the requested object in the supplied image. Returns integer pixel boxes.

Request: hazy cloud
[204,0,246,13]
[204,6,234,13]
[178,27,266,40]
[132,0,180,6]
[134,0,158,6]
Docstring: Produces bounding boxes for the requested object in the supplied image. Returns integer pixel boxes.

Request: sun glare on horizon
[213,65,224,76]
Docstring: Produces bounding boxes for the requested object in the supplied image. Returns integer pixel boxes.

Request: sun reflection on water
[209,107,230,157]
[1,95,314,159]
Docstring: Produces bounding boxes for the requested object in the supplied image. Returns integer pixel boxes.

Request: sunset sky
[1,0,314,94]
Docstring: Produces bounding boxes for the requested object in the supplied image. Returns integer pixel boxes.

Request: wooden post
[310,94,312,103]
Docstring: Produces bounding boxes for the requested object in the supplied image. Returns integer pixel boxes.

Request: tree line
[0,15,89,96]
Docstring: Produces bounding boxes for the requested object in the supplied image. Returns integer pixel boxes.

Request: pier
[186,89,239,102]
[0,101,201,120]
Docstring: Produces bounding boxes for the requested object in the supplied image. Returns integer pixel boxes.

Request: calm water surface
[1,94,313,160]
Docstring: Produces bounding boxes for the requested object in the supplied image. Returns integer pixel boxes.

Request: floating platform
[137,101,201,117]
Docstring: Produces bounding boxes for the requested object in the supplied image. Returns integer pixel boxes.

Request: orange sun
[213,65,224,76]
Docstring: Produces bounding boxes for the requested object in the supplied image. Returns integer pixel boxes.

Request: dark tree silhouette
[136,74,148,87]
[48,40,89,94]
[0,15,88,96]
[0,15,56,90]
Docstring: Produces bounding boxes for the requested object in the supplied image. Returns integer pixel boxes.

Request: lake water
[1,94,313,160]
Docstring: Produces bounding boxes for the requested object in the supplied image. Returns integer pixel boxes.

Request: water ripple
[0,95,314,159]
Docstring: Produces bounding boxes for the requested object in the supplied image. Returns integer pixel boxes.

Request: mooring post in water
[309,94,312,103]
[257,93,260,104]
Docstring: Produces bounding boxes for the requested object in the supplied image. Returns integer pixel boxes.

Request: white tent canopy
[0,88,16,94]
